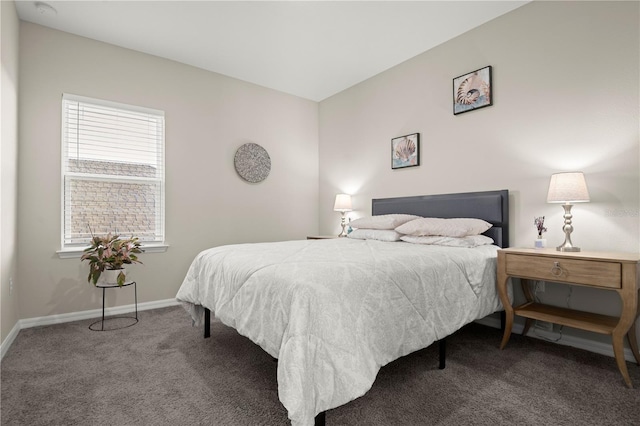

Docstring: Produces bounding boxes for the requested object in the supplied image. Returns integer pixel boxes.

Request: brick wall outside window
[66,159,159,244]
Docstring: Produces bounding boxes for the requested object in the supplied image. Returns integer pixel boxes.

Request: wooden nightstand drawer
[505,254,621,288]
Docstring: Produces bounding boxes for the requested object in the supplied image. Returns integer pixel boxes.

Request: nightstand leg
[627,320,640,365]
[497,254,513,349]
[629,288,640,365]
[522,319,534,337]
[520,279,535,336]
[500,312,513,350]
[521,279,535,302]
[613,266,638,387]
[612,332,633,388]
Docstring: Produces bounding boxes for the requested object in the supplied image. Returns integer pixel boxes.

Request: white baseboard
[19,298,180,329]
[3,304,635,365]
[1,298,180,360]
[1,321,22,360]
[474,316,637,363]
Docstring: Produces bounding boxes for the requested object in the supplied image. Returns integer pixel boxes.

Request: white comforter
[176,238,502,425]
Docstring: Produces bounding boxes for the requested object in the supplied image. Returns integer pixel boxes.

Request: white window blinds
[61,94,165,248]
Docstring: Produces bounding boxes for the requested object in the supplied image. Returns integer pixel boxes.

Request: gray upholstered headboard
[371,190,509,248]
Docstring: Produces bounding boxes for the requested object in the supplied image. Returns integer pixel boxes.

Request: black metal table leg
[101,287,106,331]
[204,308,211,338]
[134,281,138,320]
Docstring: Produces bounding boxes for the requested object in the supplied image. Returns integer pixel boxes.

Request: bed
[176,189,509,425]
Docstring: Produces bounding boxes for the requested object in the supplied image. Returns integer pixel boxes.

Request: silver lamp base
[337,212,348,237]
[557,203,580,252]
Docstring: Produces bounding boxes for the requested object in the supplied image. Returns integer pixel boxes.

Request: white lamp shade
[333,194,352,212]
[547,172,590,203]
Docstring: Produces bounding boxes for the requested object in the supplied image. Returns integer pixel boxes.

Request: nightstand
[497,248,640,387]
[307,236,339,240]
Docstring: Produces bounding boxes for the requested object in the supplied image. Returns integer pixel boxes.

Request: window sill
[56,243,169,259]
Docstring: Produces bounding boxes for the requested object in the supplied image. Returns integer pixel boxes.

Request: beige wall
[1,0,20,344]
[7,1,640,353]
[319,1,639,342]
[17,23,319,320]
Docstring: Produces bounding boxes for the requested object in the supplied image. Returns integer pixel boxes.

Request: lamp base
[337,212,348,237]
[557,246,580,252]
[556,203,580,252]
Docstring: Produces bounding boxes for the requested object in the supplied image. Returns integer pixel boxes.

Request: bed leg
[204,307,211,338]
[439,338,446,369]
[314,411,326,426]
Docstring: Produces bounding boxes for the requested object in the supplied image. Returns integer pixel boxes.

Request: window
[61,94,165,253]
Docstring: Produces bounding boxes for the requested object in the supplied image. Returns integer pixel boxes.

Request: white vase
[103,267,126,285]
[534,238,547,249]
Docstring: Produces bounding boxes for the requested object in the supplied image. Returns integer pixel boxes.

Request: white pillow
[401,235,495,247]
[395,217,492,237]
[349,214,420,230]
[347,229,403,242]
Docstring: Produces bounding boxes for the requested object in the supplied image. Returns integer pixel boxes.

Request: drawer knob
[551,261,563,277]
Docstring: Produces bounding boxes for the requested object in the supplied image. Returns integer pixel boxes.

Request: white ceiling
[15,0,529,101]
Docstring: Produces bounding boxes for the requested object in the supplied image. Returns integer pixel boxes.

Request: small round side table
[89,281,138,331]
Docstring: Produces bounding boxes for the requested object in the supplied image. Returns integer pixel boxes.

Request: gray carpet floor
[1,305,639,425]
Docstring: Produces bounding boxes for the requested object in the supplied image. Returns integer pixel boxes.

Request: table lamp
[546,172,590,252]
[333,194,352,237]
